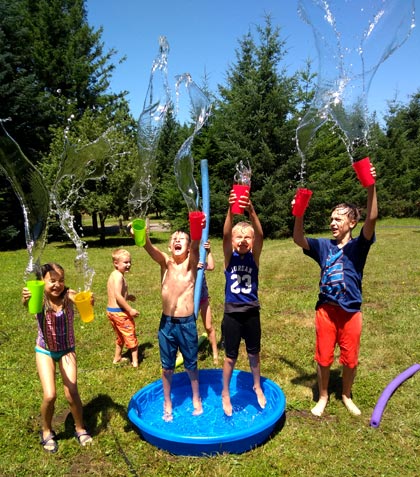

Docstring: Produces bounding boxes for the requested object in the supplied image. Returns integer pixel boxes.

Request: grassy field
[0,219,419,476]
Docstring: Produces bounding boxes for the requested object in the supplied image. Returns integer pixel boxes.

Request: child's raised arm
[362,165,378,241]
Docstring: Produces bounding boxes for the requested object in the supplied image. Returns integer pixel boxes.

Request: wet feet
[222,393,232,416]
[253,386,267,409]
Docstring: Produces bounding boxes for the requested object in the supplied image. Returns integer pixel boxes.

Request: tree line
[1,0,419,250]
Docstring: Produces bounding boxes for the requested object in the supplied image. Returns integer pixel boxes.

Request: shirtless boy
[142,225,205,421]
[106,249,140,367]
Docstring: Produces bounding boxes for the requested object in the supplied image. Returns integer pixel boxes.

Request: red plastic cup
[189,211,204,241]
[231,184,250,214]
[352,157,375,187]
[292,188,313,217]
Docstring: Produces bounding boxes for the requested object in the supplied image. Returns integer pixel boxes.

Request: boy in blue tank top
[222,188,266,416]
[293,163,377,417]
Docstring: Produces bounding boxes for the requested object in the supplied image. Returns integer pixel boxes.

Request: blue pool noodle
[194,159,209,319]
[370,363,420,428]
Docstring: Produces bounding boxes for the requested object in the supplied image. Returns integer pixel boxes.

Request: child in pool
[222,189,266,416]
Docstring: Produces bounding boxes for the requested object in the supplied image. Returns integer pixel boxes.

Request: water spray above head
[130,36,171,218]
[296,0,416,166]
[173,73,212,212]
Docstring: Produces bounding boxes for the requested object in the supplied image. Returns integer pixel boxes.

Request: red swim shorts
[314,304,362,368]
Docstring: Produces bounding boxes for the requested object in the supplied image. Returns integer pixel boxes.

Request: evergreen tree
[201,15,301,237]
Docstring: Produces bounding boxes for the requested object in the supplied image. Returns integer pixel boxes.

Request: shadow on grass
[279,356,343,402]
[121,341,154,365]
[63,393,131,439]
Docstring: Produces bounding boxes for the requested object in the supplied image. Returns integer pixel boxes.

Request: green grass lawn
[0,219,419,476]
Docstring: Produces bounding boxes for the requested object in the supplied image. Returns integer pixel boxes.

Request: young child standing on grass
[222,190,266,416]
[22,263,93,453]
[197,240,218,364]
[293,164,377,417]
[138,223,205,422]
[106,248,140,367]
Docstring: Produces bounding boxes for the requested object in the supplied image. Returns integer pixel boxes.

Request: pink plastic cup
[189,211,204,241]
[231,184,250,214]
[352,157,375,187]
[292,188,313,217]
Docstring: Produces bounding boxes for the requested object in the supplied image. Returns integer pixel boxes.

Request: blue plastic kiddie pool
[128,369,286,456]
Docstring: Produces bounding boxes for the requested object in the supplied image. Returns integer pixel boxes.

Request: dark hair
[170,230,191,242]
[40,263,68,299]
[332,203,361,223]
[40,262,65,278]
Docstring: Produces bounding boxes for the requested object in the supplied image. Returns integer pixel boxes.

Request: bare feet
[162,402,173,422]
[192,398,203,416]
[113,357,129,365]
[311,396,328,417]
[342,395,361,416]
[222,392,233,416]
[253,386,267,409]
[132,362,138,368]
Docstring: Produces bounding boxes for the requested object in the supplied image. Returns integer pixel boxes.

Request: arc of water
[0,120,50,278]
[296,0,416,164]
[130,36,171,218]
[174,74,212,212]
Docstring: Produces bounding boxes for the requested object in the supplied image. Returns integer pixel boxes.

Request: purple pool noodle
[370,363,420,428]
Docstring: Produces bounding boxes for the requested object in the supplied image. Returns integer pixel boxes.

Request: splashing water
[234,160,252,186]
[51,132,113,290]
[174,73,212,211]
[129,36,171,217]
[296,0,416,178]
[0,119,50,279]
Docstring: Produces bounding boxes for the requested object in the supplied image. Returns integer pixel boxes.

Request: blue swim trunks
[158,313,198,371]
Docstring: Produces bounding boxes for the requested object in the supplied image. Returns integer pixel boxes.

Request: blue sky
[86,0,419,121]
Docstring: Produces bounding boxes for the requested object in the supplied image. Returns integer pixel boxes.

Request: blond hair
[232,221,254,236]
[112,248,131,262]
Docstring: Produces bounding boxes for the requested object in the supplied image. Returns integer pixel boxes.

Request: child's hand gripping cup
[292,188,313,217]
[132,218,146,247]
[74,291,94,323]
[231,184,250,214]
[352,157,375,187]
[26,280,45,314]
[189,211,205,241]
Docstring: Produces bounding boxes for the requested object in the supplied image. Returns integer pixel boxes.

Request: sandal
[75,430,93,446]
[40,431,58,453]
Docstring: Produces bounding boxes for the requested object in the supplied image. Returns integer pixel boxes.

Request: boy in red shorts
[293,163,377,416]
[107,249,140,367]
